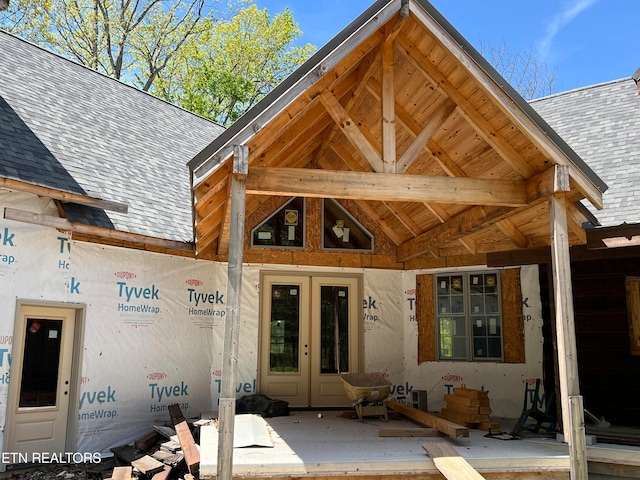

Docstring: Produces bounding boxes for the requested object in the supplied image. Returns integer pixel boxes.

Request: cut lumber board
[453,387,489,399]
[175,420,200,475]
[134,430,163,451]
[131,455,165,476]
[387,400,469,438]
[378,426,444,437]
[422,441,485,480]
[150,465,172,480]
[109,466,132,480]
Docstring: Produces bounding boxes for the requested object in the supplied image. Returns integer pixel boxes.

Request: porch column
[217,145,248,480]
[549,166,587,479]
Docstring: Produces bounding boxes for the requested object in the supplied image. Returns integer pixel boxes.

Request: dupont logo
[186,279,203,286]
[147,372,168,381]
[115,271,136,280]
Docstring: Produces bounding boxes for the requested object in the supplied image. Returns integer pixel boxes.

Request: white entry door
[6,305,76,458]
[259,273,361,407]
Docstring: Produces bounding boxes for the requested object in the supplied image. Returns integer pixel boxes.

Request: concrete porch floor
[198,410,640,479]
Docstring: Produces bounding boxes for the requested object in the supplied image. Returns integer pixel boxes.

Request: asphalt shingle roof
[0,30,224,242]
[531,78,640,228]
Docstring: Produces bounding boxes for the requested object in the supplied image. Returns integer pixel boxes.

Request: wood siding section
[625,276,640,355]
[502,268,525,363]
[417,274,435,363]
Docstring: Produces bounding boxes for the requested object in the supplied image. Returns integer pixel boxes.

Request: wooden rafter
[496,218,528,249]
[398,166,569,261]
[396,98,457,174]
[319,90,384,172]
[246,167,527,206]
[317,47,382,161]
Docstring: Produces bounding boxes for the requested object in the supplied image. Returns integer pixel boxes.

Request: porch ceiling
[189,0,605,267]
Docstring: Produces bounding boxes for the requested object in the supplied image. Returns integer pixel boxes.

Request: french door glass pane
[320,285,350,374]
[270,285,300,373]
[19,318,63,408]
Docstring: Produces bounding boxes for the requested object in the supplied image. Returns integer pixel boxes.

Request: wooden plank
[378,427,444,437]
[0,176,128,213]
[246,167,527,206]
[387,400,469,438]
[4,208,193,253]
[150,465,172,480]
[134,430,162,451]
[109,466,132,480]
[452,388,489,399]
[175,420,200,475]
[422,441,485,480]
[131,455,165,476]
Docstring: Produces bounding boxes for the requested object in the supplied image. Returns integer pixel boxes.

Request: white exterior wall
[0,190,544,457]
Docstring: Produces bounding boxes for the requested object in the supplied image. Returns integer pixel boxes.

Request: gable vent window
[251,197,305,248]
[322,199,373,251]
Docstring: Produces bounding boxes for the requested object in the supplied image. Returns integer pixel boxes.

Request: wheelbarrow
[341,373,391,422]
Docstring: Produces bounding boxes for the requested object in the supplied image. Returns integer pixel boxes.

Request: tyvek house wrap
[70,242,218,453]
[0,189,545,457]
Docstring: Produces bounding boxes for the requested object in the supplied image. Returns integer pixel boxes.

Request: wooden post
[549,170,588,479]
[217,145,248,480]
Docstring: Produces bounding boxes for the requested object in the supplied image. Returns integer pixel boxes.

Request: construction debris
[93,403,212,480]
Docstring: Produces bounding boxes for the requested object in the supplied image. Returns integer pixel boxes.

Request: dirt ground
[1,462,97,480]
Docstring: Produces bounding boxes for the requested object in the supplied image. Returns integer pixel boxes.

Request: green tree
[153,4,315,125]
[0,0,244,91]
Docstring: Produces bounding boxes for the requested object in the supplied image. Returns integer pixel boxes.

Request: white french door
[259,273,362,407]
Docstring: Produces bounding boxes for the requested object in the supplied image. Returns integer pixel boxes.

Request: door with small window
[6,305,77,458]
[259,273,362,407]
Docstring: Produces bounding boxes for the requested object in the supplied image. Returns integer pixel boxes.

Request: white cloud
[538,0,599,59]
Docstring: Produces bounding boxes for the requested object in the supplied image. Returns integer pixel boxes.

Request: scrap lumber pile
[92,404,208,480]
[441,387,499,431]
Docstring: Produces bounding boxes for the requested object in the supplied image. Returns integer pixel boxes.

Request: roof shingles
[0,31,224,243]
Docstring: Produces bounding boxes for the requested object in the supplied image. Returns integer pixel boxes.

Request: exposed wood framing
[397,166,567,262]
[217,146,248,480]
[381,24,397,173]
[320,90,384,172]
[246,167,526,206]
[409,4,603,209]
[0,176,129,213]
[3,207,193,252]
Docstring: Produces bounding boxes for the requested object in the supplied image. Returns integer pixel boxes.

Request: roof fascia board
[189,0,401,188]
[410,0,607,209]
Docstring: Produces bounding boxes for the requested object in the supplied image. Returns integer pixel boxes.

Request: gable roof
[0,30,224,250]
[531,78,640,228]
[187,0,606,267]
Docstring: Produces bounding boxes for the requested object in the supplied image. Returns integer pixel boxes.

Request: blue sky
[253,0,638,95]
